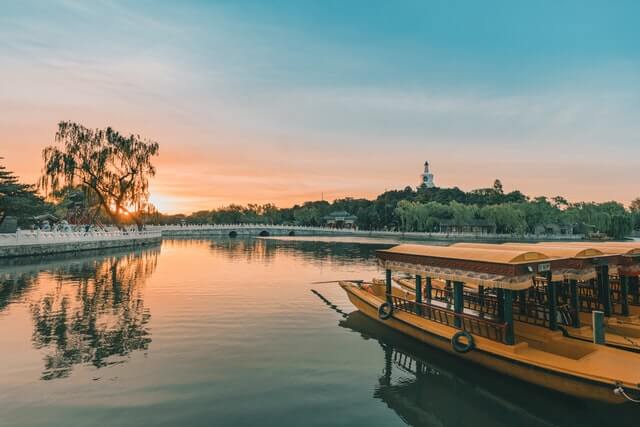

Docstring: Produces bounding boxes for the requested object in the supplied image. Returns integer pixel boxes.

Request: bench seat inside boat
[515,322,596,360]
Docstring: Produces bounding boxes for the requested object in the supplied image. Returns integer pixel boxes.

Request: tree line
[1,121,640,239]
[155,181,639,239]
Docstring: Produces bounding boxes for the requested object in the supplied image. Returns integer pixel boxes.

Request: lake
[0,238,636,426]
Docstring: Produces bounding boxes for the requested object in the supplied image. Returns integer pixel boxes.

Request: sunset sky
[2,1,639,213]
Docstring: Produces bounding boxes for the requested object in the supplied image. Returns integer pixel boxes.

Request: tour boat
[450,242,640,352]
[339,244,640,403]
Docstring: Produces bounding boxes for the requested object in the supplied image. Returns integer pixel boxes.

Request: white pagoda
[421,161,435,188]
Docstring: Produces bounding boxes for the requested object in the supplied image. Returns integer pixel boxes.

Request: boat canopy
[537,241,640,256]
[533,242,640,276]
[454,242,605,259]
[376,244,552,290]
[451,242,603,281]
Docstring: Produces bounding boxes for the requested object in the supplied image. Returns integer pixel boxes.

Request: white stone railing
[0,230,162,246]
[146,224,353,231]
[146,224,583,240]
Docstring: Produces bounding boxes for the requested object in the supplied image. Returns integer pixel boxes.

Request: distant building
[324,211,357,229]
[534,223,574,236]
[421,161,435,188]
[438,219,496,234]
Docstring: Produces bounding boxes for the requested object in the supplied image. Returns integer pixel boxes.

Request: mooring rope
[311,289,348,318]
[614,385,640,403]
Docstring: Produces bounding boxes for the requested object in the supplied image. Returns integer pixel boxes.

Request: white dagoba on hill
[421,161,435,188]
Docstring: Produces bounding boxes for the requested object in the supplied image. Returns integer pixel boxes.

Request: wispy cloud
[1,0,640,212]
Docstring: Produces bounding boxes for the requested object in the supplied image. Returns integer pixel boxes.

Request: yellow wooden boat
[340,244,640,403]
[451,242,640,352]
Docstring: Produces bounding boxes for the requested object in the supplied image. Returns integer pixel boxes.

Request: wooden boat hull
[342,283,634,404]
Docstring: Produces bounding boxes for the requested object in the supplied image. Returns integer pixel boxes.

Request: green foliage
[610,214,633,239]
[41,122,159,229]
[137,173,639,239]
[0,159,51,227]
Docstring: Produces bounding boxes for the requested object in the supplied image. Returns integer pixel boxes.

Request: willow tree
[41,122,159,230]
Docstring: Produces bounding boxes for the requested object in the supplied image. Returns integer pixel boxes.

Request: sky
[1,0,639,213]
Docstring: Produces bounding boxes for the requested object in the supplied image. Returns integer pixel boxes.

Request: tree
[493,179,504,195]
[630,198,640,213]
[293,206,322,226]
[552,196,569,210]
[610,214,632,239]
[0,158,49,227]
[41,122,159,229]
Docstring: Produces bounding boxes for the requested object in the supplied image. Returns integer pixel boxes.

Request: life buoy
[378,302,393,320]
[451,331,475,353]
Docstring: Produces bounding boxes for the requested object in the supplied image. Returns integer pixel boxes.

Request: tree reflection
[25,248,159,380]
[164,236,390,266]
[0,272,38,312]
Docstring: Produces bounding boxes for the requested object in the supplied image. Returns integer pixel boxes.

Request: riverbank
[0,230,161,258]
[0,224,590,259]
[149,224,584,242]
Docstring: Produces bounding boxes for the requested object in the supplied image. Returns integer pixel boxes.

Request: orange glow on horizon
[3,118,639,214]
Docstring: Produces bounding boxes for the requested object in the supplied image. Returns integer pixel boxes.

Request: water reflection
[0,247,159,380]
[336,310,638,426]
[198,237,391,265]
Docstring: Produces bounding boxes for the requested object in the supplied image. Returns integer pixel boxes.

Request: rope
[311,289,348,318]
[614,385,640,403]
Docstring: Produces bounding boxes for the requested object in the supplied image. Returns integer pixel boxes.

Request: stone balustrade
[0,224,584,258]
[0,230,162,258]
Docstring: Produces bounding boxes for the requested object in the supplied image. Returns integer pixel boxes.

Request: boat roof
[535,241,640,256]
[452,242,606,259]
[379,244,551,264]
[376,244,554,290]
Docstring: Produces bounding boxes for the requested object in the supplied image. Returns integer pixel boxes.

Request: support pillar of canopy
[425,277,432,302]
[597,265,612,317]
[503,290,514,345]
[593,311,605,345]
[569,279,581,328]
[446,280,452,306]
[631,276,640,305]
[518,289,527,315]
[453,281,463,328]
[620,274,630,317]
[546,272,558,331]
[415,275,422,315]
[385,269,392,304]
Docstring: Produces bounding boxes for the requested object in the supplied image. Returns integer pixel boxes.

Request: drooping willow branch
[40,122,159,229]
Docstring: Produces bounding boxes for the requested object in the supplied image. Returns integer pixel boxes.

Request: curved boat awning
[376,245,553,290]
[454,242,605,258]
[537,241,640,256]
[534,242,640,276]
[451,242,603,282]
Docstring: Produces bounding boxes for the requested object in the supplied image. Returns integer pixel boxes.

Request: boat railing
[423,284,573,328]
[513,301,551,328]
[464,292,500,317]
[389,295,508,344]
[428,287,500,318]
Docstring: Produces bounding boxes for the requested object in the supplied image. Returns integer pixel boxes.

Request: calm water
[0,238,637,426]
